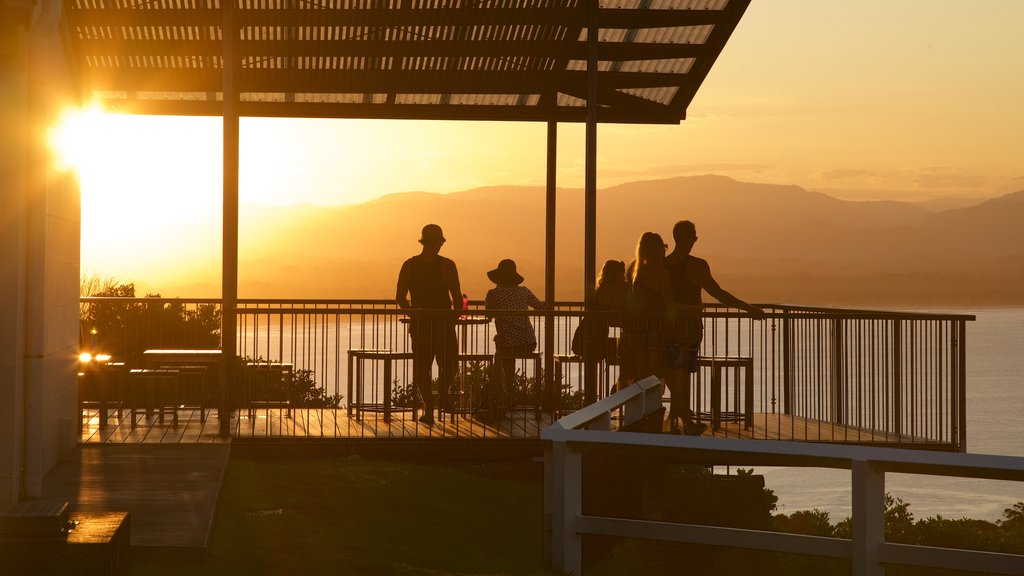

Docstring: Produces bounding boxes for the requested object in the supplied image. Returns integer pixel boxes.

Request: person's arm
[527,288,546,310]
[447,260,463,310]
[395,261,411,309]
[696,260,765,319]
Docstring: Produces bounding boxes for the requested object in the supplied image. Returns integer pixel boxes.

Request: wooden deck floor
[41,444,229,550]
[54,408,953,552]
[79,407,951,449]
[79,407,557,443]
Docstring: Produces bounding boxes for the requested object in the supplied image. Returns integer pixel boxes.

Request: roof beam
[73,38,706,61]
[89,98,680,124]
[81,67,692,93]
[67,7,728,29]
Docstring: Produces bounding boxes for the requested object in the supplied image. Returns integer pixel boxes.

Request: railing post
[831,317,845,425]
[548,439,583,575]
[892,319,902,436]
[851,459,885,576]
[956,320,967,452]
[782,314,793,415]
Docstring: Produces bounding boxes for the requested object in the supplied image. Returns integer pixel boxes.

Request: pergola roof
[61,0,749,124]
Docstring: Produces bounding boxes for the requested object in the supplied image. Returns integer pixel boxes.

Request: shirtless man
[664,220,765,434]
[396,224,463,425]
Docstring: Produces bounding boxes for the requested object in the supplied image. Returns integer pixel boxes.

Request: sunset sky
[65,0,1024,290]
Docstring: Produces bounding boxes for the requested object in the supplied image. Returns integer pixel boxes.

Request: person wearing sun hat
[483,259,546,423]
[396,224,463,426]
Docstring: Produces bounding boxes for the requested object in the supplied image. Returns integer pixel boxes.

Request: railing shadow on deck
[541,376,1024,576]
[79,298,973,447]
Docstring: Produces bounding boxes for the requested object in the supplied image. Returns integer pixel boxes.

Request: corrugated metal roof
[61,0,749,123]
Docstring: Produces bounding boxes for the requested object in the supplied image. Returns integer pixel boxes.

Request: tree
[80,275,220,364]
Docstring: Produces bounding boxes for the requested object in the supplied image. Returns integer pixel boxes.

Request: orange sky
[64,0,1024,290]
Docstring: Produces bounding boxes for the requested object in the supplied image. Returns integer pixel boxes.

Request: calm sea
[755,307,1024,522]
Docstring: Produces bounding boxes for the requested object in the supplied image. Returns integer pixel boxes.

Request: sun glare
[50,105,107,173]
[67,109,226,290]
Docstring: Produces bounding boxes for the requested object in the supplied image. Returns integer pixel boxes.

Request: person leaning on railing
[664,219,765,435]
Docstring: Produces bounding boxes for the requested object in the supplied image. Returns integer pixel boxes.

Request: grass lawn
[131,455,555,576]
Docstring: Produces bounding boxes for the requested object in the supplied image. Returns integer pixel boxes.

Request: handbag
[571,317,607,362]
[570,318,588,357]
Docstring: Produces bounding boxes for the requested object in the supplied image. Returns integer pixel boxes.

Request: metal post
[544,121,557,412]
[892,319,902,436]
[583,0,599,401]
[831,317,845,425]
[956,320,967,452]
[782,315,793,415]
[220,0,239,438]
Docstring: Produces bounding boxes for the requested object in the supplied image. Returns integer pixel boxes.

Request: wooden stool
[695,356,754,430]
[346,349,414,422]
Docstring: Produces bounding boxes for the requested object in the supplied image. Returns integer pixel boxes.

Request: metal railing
[541,379,1024,575]
[78,298,973,446]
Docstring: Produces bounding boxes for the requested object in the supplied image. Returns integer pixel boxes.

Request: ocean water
[755,308,1024,522]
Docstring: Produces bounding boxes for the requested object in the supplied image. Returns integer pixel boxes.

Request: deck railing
[542,380,1024,575]
[78,298,973,447]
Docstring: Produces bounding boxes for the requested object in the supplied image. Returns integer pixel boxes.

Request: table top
[144,349,222,356]
[399,315,490,323]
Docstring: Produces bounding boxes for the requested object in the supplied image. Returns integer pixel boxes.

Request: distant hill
[225,175,1024,306]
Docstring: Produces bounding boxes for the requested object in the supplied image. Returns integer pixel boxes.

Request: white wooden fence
[542,376,1024,575]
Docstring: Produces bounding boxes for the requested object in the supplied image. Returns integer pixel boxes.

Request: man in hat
[396,224,463,425]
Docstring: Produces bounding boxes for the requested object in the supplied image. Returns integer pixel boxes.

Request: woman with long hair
[625,232,674,392]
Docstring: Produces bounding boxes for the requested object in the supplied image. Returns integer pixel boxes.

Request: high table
[142,349,223,420]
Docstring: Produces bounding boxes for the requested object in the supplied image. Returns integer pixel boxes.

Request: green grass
[131,456,555,576]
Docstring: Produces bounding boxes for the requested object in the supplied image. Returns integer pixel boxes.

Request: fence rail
[542,378,1024,575]
[79,297,973,446]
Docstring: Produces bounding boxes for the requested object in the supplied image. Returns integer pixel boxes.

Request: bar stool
[346,349,415,422]
[695,356,754,430]
[494,350,543,419]
[128,368,179,427]
[451,353,494,421]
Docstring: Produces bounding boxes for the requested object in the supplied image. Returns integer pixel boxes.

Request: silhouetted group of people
[395,224,545,426]
[612,221,764,434]
[396,221,763,432]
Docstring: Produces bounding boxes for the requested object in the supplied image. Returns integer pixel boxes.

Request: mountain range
[227,174,1024,306]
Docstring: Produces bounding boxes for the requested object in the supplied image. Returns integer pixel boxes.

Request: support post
[851,459,885,576]
[220,0,239,438]
[549,440,583,575]
[583,0,599,402]
[543,121,557,412]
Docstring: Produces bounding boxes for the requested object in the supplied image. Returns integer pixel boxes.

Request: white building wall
[0,0,81,510]
[0,3,31,513]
